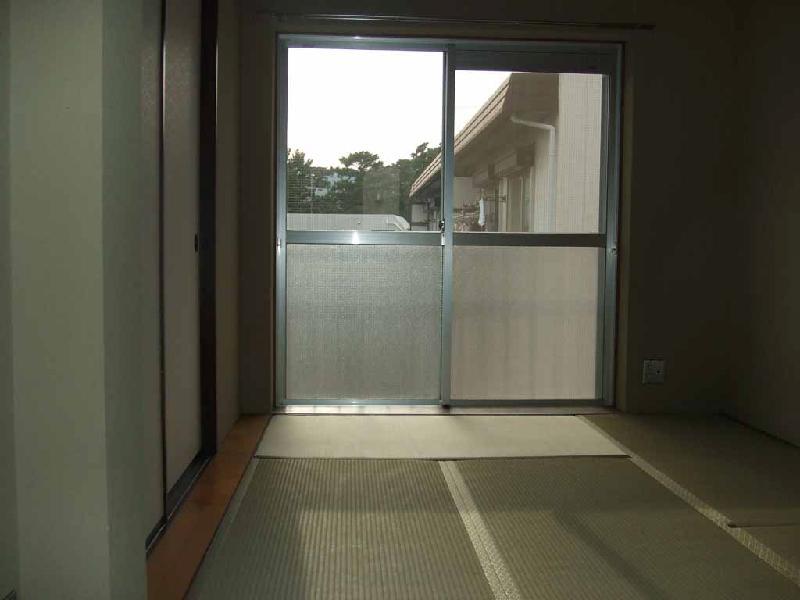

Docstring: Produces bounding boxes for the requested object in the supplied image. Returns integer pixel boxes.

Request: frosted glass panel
[287,245,442,400]
[451,246,600,400]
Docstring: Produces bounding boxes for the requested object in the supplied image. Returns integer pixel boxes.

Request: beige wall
[9,0,148,596]
[606,4,740,414]
[241,0,741,414]
[239,6,275,413]
[726,0,800,446]
[0,1,18,597]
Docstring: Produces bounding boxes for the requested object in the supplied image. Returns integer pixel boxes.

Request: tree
[287,144,441,222]
[363,164,400,215]
[339,151,383,173]
[396,142,441,222]
[286,149,316,212]
[327,151,384,214]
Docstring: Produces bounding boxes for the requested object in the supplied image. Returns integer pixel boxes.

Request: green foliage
[339,151,383,173]
[395,143,440,220]
[286,149,315,213]
[287,143,440,223]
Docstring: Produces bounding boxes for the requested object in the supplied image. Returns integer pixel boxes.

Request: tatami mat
[192,416,800,598]
[189,459,494,599]
[745,525,800,570]
[191,456,799,599]
[585,414,800,526]
[256,415,624,459]
[457,458,800,599]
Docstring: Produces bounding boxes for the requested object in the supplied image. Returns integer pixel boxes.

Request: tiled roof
[410,75,512,197]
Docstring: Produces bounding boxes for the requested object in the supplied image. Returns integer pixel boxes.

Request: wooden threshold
[147,414,269,600]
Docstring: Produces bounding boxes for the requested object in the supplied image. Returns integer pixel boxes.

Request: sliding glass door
[276,36,620,407]
[446,52,617,404]
[277,42,445,404]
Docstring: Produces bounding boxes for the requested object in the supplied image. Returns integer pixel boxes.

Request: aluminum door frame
[443,45,621,407]
[274,35,622,407]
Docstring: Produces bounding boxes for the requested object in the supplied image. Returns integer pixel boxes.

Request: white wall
[727,0,800,446]
[101,0,153,588]
[0,0,18,596]
[9,0,148,596]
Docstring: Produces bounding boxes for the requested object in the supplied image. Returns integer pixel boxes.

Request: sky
[287,48,510,168]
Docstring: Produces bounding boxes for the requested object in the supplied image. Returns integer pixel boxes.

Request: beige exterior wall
[554,74,603,233]
[510,73,603,234]
[453,73,602,235]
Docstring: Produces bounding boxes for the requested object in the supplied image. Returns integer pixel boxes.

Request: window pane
[426,70,604,233]
[286,245,442,400]
[451,246,601,400]
[287,48,443,232]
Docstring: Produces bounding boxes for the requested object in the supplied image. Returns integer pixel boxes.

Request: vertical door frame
[197,0,219,458]
[274,38,288,405]
[439,47,455,405]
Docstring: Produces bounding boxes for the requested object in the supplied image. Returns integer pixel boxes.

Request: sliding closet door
[163,0,202,490]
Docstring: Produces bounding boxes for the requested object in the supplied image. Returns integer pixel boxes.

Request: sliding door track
[275,404,613,416]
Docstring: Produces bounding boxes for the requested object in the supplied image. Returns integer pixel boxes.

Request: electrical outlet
[642,359,666,384]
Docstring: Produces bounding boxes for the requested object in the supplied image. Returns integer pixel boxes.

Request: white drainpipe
[510,115,557,229]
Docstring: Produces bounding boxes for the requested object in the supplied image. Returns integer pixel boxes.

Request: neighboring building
[411,72,602,233]
[309,168,352,198]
